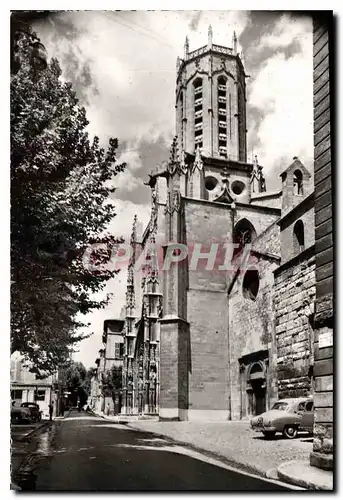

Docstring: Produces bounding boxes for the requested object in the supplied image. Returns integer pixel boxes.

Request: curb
[16,421,50,442]
[277,461,333,491]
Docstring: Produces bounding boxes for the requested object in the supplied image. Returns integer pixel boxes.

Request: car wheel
[283,425,298,439]
[263,431,276,439]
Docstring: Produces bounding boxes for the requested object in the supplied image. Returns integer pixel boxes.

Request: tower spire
[208,25,213,49]
[232,31,237,54]
[184,36,189,59]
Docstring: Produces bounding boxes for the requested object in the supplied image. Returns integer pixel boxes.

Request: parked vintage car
[20,402,42,422]
[11,404,31,424]
[250,397,314,439]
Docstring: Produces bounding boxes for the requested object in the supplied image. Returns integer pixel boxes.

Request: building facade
[121,28,316,421]
[91,319,124,414]
[10,352,57,418]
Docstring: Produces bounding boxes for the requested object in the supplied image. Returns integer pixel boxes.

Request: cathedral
[121,27,315,421]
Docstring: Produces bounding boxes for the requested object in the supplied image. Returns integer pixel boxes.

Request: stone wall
[184,198,232,292]
[251,220,280,257]
[279,201,315,265]
[181,198,231,419]
[310,12,333,471]
[187,288,229,418]
[250,193,282,210]
[228,221,280,420]
[274,251,316,398]
[234,205,280,237]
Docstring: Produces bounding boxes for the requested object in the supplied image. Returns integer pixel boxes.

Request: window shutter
[115,343,120,359]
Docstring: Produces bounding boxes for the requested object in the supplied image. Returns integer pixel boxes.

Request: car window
[297,402,306,412]
[272,402,288,411]
[305,401,313,411]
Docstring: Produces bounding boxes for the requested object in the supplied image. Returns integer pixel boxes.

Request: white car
[250,397,314,439]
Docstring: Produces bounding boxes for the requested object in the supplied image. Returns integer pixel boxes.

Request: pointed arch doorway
[247,361,266,416]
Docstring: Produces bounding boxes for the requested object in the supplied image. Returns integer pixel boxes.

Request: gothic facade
[121,28,315,420]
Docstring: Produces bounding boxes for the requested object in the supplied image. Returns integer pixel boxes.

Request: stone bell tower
[173,27,259,208]
[175,26,247,162]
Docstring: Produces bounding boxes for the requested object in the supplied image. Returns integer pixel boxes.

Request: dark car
[20,402,42,422]
[11,404,31,424]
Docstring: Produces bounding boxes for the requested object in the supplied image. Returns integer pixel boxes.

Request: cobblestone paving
[127,421,312,476]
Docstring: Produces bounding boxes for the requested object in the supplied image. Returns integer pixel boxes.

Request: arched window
[293,170,304,195]
[232,218,256,257]
[218,75,227,157]
[248,361,265,382]
[293,220,305,254]
[193,78,203,150]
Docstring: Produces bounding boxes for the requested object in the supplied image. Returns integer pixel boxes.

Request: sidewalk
[126,420,332,489]
[93,411,158,423]
[11,420,52,489]
[277,461,333,491]
[11,420,50,442]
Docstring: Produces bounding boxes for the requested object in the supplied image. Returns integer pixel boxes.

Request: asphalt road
[29,411,289,491]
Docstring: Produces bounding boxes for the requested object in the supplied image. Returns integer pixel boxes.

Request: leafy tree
[83,367,96,396]
[64,361,89,406]
[11,28,125,374]
[101,365,123,410]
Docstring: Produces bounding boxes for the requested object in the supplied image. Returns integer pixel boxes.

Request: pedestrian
[48,401,54,421]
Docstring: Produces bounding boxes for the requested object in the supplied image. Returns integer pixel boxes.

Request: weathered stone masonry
[310,12,333,472]
[274,252,316,398]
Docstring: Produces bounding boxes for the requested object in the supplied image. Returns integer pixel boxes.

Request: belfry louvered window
[193,78,203,150]
[218,76,227,157]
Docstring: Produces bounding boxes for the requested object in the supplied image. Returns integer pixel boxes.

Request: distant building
[91,320,124,414]
[10,352,57,418]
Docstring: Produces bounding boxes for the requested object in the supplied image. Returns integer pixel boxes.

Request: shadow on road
[25,413,291,492]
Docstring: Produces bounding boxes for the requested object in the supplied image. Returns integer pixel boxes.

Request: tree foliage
[63,361,90,407]
[101,365,122,400]
[11,29,125,374]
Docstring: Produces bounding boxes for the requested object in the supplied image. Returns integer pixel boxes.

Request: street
[15,411,291,491]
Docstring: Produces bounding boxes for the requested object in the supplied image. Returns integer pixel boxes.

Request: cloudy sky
[32,10,314,368]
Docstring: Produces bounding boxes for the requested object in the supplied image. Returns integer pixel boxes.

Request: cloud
[246,14,313,190]
[256,13,312,52]
[188,11,202,32]
[34,11,250,146]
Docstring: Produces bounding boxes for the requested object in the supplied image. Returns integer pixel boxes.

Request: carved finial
[193,145,203,172]
[130,215,137,246]
[240,50,245,66]
[233,31,237,54]
[169,136,178,164]
[167,136,179,175]
[184,36,189,58]
[208,25,213,48]
[253,155,258,168]
[127,265,134,287]
[221,165,230,184]
[180,149,187,174]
